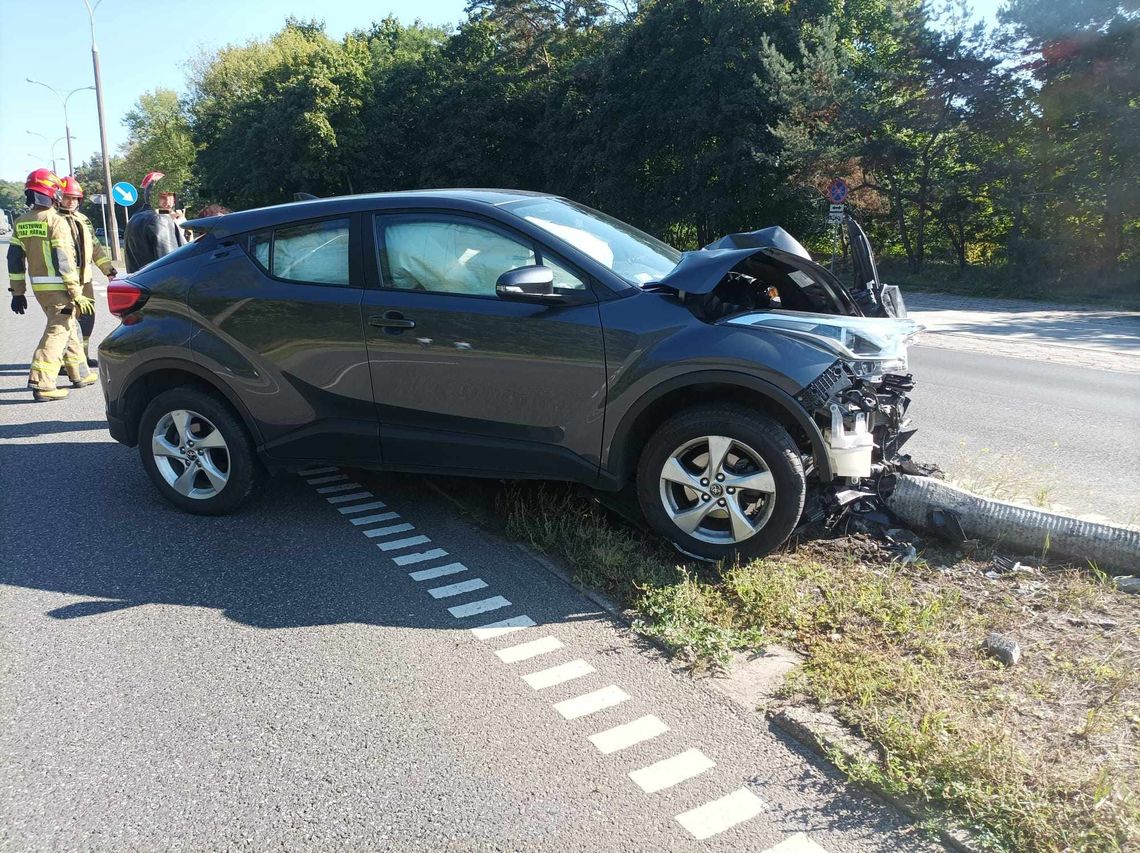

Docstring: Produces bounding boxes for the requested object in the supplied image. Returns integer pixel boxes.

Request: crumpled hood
[653,226,860,316]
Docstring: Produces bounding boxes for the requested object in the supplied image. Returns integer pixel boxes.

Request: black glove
[10,294,27,315]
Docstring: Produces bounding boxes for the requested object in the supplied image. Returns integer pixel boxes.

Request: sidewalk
[905,292,1140,373]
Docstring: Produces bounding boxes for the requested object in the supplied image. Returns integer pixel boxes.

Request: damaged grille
[795,360,849,412]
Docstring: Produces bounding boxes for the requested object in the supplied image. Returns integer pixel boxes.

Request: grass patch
[496,481,1140,852]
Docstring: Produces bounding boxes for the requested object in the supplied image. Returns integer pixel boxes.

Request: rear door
[361,211,607,481]
[189,215,378,463]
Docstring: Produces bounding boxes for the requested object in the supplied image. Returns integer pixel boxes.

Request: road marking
[393,548,449,566]
[376,534,431,551]
[495,636,563,663]
[409,562,468,582]
[365,523,416,539]
[338,500,387,515]
[306,474,348,485]
[448,596,511,618]
[589,715,670,754]
[350,511,400,526]
[317,482,361,494]
[675,788,769,841]
[327,491,373,504]
[471,615,536,639]
[300,466,339,476]
[522,659,595,690]
[428,578,489,599]
[629,748,715,793]
[553,685,630,720]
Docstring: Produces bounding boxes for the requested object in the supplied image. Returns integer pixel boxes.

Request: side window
[380,218,536,297]
[273,219,350,285]
[247,219,351,286]
[543,256,587,291]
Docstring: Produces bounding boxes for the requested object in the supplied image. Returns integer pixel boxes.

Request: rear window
[247,218,351,286]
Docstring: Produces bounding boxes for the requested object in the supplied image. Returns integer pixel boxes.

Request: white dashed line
[350,511,400,526]
[553,686,630,719]
[495,636,563,663]
[306,474,348,485]
[629,748,715,793]
[363,522,415,538]
[409,562,469,582]
[471,615,536,639]
[317,483,361,494]
[338,500,387,514]
[377,534,431,551]
[675,788,769,841]
[522,659,595,690]
[427,578,489,599]
[299,466,338,476]
[392,548,449,566]
[448,596,511,618]
[327,491,373,504]
[589,715,670,754]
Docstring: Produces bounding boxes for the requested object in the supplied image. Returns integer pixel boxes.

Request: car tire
[635,405,806,561]
[138,386,262,515]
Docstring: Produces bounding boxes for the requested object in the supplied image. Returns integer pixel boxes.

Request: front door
[363,212,606,481]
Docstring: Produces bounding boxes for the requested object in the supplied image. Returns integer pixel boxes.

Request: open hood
[652,226,861,317]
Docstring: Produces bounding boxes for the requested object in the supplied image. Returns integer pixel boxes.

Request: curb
[887,474,1140,575]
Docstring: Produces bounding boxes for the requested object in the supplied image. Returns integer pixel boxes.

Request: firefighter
[6,168,97,401]
[57,176,117,367]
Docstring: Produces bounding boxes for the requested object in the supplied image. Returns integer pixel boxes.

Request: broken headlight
[727,310,923,374]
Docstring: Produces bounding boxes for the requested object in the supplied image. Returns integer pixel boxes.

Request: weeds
[496,481,1140,852]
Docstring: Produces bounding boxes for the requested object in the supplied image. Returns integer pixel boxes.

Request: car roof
[184,189,555,238]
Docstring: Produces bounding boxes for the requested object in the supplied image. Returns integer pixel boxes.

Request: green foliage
[91,0,1137,295]
[0,179,28,218]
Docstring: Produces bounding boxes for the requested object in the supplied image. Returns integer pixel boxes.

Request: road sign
[90,193,107,206]
[111,182,138,206]
[828,203,845,224]
[826,178,849,204]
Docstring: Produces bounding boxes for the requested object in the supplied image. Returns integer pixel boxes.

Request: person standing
[57,176,117,367]
[124,171,186,272]
[6,169,97,401]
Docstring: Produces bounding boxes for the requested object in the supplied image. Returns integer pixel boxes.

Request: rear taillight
[107,280,148,316]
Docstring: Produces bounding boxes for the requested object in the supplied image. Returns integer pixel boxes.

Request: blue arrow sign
[112,181,138,206]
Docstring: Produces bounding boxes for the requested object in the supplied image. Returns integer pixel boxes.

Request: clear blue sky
[0,0,1003,184]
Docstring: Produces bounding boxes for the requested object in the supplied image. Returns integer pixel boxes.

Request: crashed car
[99,190,920,560]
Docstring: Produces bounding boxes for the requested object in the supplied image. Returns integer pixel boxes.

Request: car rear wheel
[636,405,806,561]
[138,387,261,515]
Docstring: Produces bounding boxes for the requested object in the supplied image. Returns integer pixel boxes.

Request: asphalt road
[906,346,1140,525]
[1,281,929,850]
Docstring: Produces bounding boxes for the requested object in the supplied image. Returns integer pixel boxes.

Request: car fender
[602,368,833,486]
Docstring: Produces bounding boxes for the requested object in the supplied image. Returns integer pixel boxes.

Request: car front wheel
[636,405,806,561]
[138,387,261,515]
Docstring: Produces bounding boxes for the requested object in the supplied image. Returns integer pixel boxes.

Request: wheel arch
[602,370,832,488]
[114,358,264,450]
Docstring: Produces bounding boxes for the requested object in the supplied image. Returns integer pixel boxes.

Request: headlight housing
[726,310,924,374]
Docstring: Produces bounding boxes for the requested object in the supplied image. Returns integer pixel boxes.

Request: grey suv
[100,190,920,560]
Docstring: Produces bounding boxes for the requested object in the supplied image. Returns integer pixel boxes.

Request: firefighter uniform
[7,207,89,392]
[59,207,115,361]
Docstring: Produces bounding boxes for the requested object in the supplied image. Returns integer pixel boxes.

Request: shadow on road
[0,420,110,439]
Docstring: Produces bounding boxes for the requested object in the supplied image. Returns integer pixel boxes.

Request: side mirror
[495,265,559,301]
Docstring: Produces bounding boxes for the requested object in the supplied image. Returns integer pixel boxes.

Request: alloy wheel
[150,409,231,500]
[658,435,777,545]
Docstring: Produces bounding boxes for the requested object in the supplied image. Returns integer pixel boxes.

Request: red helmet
[60,175,84,199]
[25,168,63,200]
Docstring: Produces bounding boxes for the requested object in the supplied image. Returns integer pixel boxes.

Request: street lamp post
[25,79,94,176]
[81,0,121,262]
[26,132,75,176]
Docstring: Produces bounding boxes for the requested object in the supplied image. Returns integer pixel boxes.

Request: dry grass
[494,481,1140,852]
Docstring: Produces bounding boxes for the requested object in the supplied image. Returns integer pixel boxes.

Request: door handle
[369,312,416,330]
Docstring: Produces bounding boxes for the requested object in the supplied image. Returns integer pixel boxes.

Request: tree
[120,89,197,207]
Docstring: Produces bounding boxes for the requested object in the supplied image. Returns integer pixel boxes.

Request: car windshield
[502,197,681,286]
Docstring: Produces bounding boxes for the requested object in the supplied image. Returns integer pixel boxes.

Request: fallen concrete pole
[886,474,1140,575]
